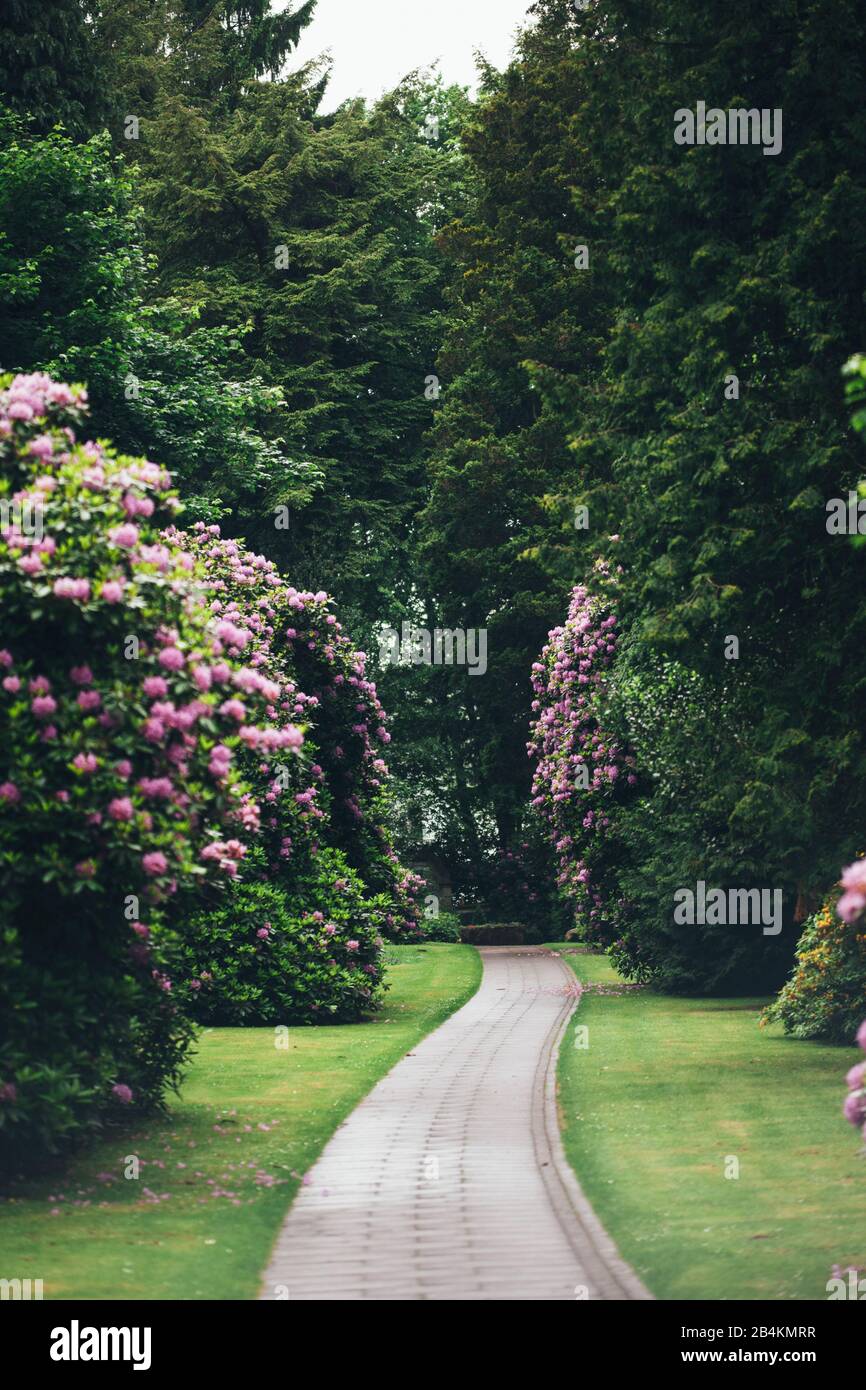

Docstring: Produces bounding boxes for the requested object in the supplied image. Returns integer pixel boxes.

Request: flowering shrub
[167,523,422,941]
[0,373,416,1163]
[528,579,797,991]
[528,570,635,939]
[173,850,385,1024]
[842,1018,866,1144]
[0,373,302,1160]
[764,859,866,1043]
[479,833,572,940]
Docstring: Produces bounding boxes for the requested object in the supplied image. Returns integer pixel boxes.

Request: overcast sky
[288,0,535,110]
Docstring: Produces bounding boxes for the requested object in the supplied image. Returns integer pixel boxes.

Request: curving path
[259,945,652,1301]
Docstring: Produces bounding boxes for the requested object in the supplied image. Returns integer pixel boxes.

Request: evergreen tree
[527,0,866,986]
[95,0,317,128]
[0,117,310,519]
[107,46,471,616]
[0,0,106,137]
[406,1,603,855]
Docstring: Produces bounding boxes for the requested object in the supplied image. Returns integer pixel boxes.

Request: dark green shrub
[418,910,462,943]
[174,850,385,1025]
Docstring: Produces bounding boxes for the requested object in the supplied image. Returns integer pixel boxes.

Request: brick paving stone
[259,945,652,1301]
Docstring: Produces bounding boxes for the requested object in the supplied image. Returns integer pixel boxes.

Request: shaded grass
[549,946,866,1300]
[0,943,481,1300]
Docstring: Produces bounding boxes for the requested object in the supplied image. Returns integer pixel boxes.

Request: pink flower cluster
[838,858,866,924]
[842,1020,866,1139]
[167,524,421,935]
[527,570,635,929]
[0,377,307,915]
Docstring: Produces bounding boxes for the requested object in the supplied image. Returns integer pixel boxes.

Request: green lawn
[0,943,480,1300]
[550,946,866,1300]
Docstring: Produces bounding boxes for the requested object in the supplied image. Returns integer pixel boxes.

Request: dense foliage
[476,0,866,991]
[0,373,290,1159]
[0,374,416,1163]
[0,117,313,525]
[2,0,866,1188]
[765,860,866,1042]
[166,522,423,943]
[175,851,386,1026]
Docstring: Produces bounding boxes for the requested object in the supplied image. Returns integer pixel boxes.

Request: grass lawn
[0,942,480,1300]
[549,946,866,1301]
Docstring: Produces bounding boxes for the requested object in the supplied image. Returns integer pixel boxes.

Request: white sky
[288,0,535,110]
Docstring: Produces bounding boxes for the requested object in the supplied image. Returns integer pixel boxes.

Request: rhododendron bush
[528,571,635,940]
[167,523,422,946]
[528,573,798,993]
[479,832,572,940]
[842,1017,866,1146]
[175,850,386,1025]
[0,374,417,1163]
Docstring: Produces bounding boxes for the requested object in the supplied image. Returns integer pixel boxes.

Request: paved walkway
[260,945,652,1301]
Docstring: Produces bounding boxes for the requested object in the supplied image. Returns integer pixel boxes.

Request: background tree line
[3,0,866,998]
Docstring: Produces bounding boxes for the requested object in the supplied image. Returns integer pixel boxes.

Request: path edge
[533,947,655,1301]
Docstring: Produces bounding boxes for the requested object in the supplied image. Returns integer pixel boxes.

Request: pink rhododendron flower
[31,695,56,719]
[157,647,185,672]
[839,860,866,926]
[219,699,246,722]
[72,753,99,774]
[838,891,866,924]
[842,859,866,892]
[28,434,54,458]
[53,577,91,600]
[108,523,139,549]
[846,1062,866,1091]
[137,776,174,800]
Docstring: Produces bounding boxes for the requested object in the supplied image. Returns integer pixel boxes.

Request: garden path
[259,945,651,1301]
